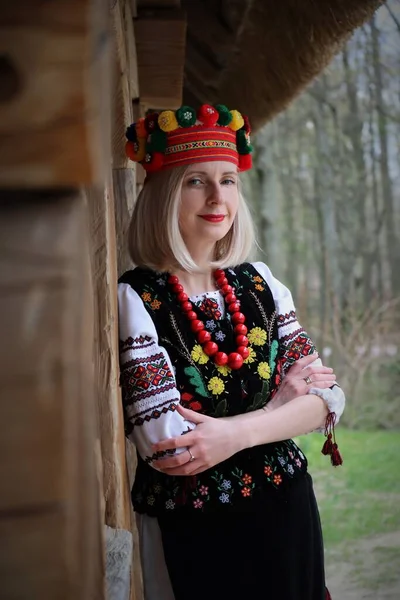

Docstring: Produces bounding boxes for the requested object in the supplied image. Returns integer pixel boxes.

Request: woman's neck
[173,268,217,297]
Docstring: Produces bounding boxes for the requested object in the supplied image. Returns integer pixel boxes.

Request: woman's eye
[221,178,236,185]
[187,178,202,186]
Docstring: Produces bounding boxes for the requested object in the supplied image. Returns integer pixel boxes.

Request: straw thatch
[183,0,384,130]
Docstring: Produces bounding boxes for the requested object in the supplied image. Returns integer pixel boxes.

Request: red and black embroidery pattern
[120,338,178,428]
[191,294,222,320]
[122,354,173,394]
[281,332,316,375]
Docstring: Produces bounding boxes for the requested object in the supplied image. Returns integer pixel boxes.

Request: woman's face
[179,161,239,249]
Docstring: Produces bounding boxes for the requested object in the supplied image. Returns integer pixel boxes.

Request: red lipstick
[199,214,225,222]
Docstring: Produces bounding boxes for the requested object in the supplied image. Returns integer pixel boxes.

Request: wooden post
[0,192,105,600]
[0,1,111,598]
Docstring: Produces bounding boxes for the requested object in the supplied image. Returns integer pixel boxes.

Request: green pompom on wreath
[147,129,168,153]
[175,106,197,127]
[236,129,253,154]
[215,104,232,126]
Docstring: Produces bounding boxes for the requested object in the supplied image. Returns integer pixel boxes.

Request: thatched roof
[182,0,384,130]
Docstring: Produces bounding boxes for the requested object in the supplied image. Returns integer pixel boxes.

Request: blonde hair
[128,165,255,272]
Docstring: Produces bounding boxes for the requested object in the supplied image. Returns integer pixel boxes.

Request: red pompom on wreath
[144,151,164,172]
[197,104,219,127]
[145,112,159,133]
[168,269,250,370]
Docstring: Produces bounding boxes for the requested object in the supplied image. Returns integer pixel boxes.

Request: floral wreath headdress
[125,104,253,174]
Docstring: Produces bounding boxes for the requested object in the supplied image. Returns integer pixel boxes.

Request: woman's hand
[267,353,336,412]
[152,405,242,476]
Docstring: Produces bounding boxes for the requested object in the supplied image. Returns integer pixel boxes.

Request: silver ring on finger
[188,448,195,463]
[304,375,313,385]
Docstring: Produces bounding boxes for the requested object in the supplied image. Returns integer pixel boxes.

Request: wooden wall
[0,0,186,598]
[0,1,110,598]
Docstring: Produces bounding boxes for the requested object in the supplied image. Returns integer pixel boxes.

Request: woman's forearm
[231,394,329,451]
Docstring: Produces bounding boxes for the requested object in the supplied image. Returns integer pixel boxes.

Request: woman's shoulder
[250,261,295,307]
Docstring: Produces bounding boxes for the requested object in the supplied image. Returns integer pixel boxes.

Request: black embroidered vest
[119,263,308,516]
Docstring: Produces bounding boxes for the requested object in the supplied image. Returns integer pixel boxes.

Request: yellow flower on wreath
[141,292,151,302]
[243,346,256,364]
[216,364,232,377]
[255,284,264,292]
[253,276,263,283]
[258,362,271,380]
[158,110,179,132]
[247,327,267,346]
[208,376,225,395]
[191,344,209,364]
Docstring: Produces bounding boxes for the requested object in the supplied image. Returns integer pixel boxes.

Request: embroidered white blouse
[118,262,345,465]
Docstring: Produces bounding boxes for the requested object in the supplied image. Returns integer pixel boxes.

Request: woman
[118,104,344,600]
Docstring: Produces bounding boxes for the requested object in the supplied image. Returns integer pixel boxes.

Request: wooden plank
[0,0,111,187]
[111,1,135,168]
[0,192,105,599]
[0,512,68,600]
[138,0,180,7]
[87,181,132,532]
[134,9,186,109]
[124,0,140,101]
[113,168,136,275]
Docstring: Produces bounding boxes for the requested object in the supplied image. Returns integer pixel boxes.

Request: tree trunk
[371,15,400,296]
[342,45,370,302]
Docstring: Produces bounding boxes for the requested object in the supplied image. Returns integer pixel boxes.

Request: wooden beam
[0,192,105,599]
[0,0,111,187]
[134,9,186,109]
[87,180,132,533]
[138,0,180,7]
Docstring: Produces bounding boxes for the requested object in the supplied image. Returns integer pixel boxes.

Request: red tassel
[321,412,343,467]
[331,443,343,467]
[321,433,333,455]
[238,153,252,171]
[325,588,332,600]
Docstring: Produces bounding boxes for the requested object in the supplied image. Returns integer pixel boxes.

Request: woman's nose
[207,183,223,204]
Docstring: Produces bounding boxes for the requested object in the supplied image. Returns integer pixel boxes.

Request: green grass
[295,429,400,547]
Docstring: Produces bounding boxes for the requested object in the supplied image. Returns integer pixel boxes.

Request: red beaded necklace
[168,269,250,370]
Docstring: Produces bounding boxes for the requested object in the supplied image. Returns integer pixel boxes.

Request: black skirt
[157,473,328,600]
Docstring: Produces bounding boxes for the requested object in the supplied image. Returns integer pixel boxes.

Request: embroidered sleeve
[251,262,346,428]
[118,283,195,466]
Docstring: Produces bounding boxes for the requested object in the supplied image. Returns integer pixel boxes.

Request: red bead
[236,335,249,347]
[217,277,228,287]
[231,312,245,324]
[234,324,248,335]
[191,319,205,332]
[181,301,193,312]
[225,293,237,304]
[186,311,197,320]
[203,341,218,356]
[214,269,225,278]
[168,275,179,284]
[173,284,183,293]
[214,351,228,366]
[197,330,211,344]
[227,352,244,370]
[221,284,232,295]
[177,292,188,302]
[228,302,240,313]
[237,346,250,359]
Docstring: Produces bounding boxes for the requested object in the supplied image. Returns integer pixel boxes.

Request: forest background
[243,2,400,597]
